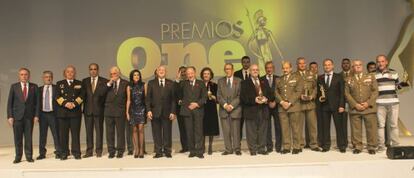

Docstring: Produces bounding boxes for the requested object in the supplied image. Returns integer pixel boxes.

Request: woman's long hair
[129,69,144,87]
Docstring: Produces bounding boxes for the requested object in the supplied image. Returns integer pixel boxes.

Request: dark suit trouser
[84,114,104,155]
[184,110,204,155]
[13,118,34,160]
[151,116,172,154]
[240,113,245,139]
[105,116,126,154]
[39,112,60,156]
[246,108,268,153]
[220,116,241,153]
[342,111,349,147]
[266,110,282,151]
[177,114,188,150]
[58,116,81,157]
[320,109,347,150]
[125,119,133,152]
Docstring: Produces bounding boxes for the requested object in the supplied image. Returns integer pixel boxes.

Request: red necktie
[23,83,28,101]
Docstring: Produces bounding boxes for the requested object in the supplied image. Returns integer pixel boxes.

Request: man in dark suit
[260,61,282,153]
[81,63,109,158]
[7,68,39,164]
[233,56,251,139]
[317,59,347,153]
[241,64,274,156]
[105,66,129,159]
[178,66,207,159]
[146,65,176,158]
[56,65,83,160]
[37,71,61,160]
[174,66,188,153]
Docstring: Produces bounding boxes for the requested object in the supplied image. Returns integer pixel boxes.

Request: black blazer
[81,76,109,116]
[234,69,249,81]
[7,82,39,120]
[240,78,274,119]
[104,79,129,118]
[260,74,279,113]
[146,78,176,118]
[56,79,83,118]
[178,79,207,117]
[317,73,345,111]
[39,85,58,113]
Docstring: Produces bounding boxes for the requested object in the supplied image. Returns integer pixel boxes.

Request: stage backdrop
[0,0,413,146]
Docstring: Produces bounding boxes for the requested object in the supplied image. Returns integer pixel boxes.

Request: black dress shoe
[299,149,303,152]
[275,149,281,153]
[339,148,346,153]
[292,149,300,154]
[96,153,102,158]
[179,149,188,153]
[197,154,204,159]
[55,154,61,159]
[108,153,115,159]
[60,156,68,160]
[353,149,361,154]
[221,151,232,155]
[153,153,163,158]
[13,159,21,164]
[36,155,46,160]
[134,155,139,158]
[74,156,82,160]
[368,150,376,155]
[116,153,123,158]
[235,151,242,155]
[321,148,330,152]
[281,150,290,154]
[165,153,172,158]
[82,154,93,158]
[188,152,196,158]
[250,152,257,156]
[127,151,133,155]
[311,148,322,152]
[258,151,268,155]
[304,145,310,149]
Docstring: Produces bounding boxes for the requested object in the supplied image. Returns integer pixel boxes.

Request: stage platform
[1,137,413,178]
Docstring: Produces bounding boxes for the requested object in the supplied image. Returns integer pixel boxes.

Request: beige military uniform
[275,73,304,151]
[345,73,378,151]
[295,70,319,149]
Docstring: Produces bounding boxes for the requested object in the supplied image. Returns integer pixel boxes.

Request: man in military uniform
[275,61,304,154]
[56,65,83,160]
[295,57,321,152]
[344,59,378,155]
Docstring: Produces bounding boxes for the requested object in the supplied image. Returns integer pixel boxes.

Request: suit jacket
[56,79,83,118]
[178,79,207,117]
[240,77,274,119]
[146,78,176,118]
[81,76,109,116]
[275,73,304,113]
[104,79,129,118]
[345,73,378,114]
[260,74,279,114]
[234,69,249,81]
[217,77,242,118]
[7,82,39,120]
[294,70,317,110]
[174,80,184,114]
[317,73,345,111]
[39,85,58,113]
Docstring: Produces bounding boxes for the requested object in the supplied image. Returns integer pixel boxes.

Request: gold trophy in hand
[319,84,326,102]
[302,85,311,101]
[257,89,267,104]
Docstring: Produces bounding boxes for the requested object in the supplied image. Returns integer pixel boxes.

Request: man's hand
[169,113,176,121]
[269,101,276,109]
[7,118,14,127]
[280,101,291,110]
[355,104,365,111]
[147,111,153,120]
[360,102,369,109]
[188,102,199,110]
[34,117,39,123]
[65,102,74,109]
[338,107,345,113]
[175,71,181,81]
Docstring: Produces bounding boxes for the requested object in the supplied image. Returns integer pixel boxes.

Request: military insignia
[60,84,64,88]
[364,79,372,82]
[74,85,81,89]
[61,90,64,94]
[288,80,296,83]
[75,97,83,105]
[56,97,65,106]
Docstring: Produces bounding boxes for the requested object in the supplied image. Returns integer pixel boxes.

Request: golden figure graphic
[246,9,284,72]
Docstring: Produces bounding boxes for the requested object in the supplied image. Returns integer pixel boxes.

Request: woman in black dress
[200,67,219,155]
[126,70,146,158]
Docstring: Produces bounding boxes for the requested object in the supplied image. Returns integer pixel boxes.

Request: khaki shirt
[275,73,304,113]
[295,70,317,110]
[345,73,378,114]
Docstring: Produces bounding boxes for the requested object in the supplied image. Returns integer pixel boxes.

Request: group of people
[6,54,404,164]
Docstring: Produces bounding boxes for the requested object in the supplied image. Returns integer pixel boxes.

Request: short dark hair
[309,61,318,66]
[241,56,250,62]
[89,63,99,70]
[200,67,214,80]
[18,68,30,74]
[178,66,186,71]
[43,70,53,77]
[323,58,334,64]
[366,61,376,70]
[224,63,234,69]
[265,61,274,67]
[342,58,350,63]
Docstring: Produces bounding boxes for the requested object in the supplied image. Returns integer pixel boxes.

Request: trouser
[350,113,378,151]
[84,114,104,155]
[105,116,126,154]
[151,116,172,154]
[39,112,60,156]
[246,108,268,153]
[279,112,302,150]
[184,110,204,155]
[221,116,241,153]
[377,104,399,147]
[13,118,34,160]
[58,116,81,157]
[266,109,282,151]
[125,119,133,152]
[320,109,347,150]
[177,114,188,150]
[299,109,319,149]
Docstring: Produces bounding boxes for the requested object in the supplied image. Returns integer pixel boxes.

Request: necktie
[227,78,231,88]
[268,75,273,86]
[244,71,248,80]
[160,80,164,87]
[253,79,260,95]
[326,74,331,87]
[114,81,118,94]
[69,80,73,86]
[23,83,27,101]
[44,85,50,111]
[92,77,96,93]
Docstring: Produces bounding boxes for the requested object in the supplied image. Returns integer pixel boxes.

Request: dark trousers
[151,116,172,154]
[13,118,34,160]
[125,119,133,152]
[39,112,60,156]
[320,109,347,150]
[342,111,349,147]
[58,116,81,157]
[105,116,126,154]
[240,113,245,139]
[266,110,282,151]
[184,110,204,155]
[84,114,104,155]
[177,115,188,150]
[246,108,268,153]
